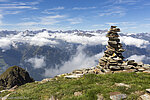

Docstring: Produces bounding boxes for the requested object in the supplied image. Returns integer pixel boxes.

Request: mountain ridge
[0,29,149,80]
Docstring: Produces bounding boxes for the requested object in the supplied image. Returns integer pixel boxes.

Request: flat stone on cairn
[99,26,125,70]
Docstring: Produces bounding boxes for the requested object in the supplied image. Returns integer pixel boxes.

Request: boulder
[143,64,150,69]
[64,74,83,79]
[109,66,121,70]
[137,62,144,66]
[0,66,34,88]
[139,93,150,100]
[127,60,138,66]
[110,92,127,100]
[146,89,150,93]
[115,83,131,88]
[74,91,82,96]
[137,68,146,72]
[143,70,150,73]
[97,94,104,100]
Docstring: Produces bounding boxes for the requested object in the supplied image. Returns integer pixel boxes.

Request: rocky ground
[49,61,150,80]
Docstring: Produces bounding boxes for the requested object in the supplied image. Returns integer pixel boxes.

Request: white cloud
[4,11,21,15]
[44,46,104,77]
[0,14,3,25]
[26,56,46,69]
[73,7,96,10]
[0,2,39,5]
[17,15,66,26]
[42,7,64,14]
[42,11,56,14]
[42,15,65,19]
[99,6,126,17]
[115,0,140,4]
[0,1,39,12]
[0,37,11,50]
[39,15,66,25]
[106,22,118,26]
[120,36,150,48]
[0,31,58,50]
[29,31,58,46]
[126,55,146,62]
[47,7,64,10]
[0,30,149,51]
[0,1,39,26]
[17,22,38,26]
[105,0,140,5]
[67,18,82,24]
[0,6,37,9]
[51,32,108,45]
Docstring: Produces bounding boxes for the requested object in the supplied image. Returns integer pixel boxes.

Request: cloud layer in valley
[44,46,104,77]
[0,31,149,51]
[26,56,46,69]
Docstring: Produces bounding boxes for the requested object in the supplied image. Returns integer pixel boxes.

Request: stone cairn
[99,26,125,70]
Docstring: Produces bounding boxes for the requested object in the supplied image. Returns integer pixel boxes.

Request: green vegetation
[3,72,150,100]
[0,91,11,98]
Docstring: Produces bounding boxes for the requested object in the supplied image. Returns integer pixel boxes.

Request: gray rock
[88,70,95,74]
[137,62,144,66]
[139,94,150,100]
[137,68,146,72]
[115,83,131,88]
[121,65,130,70]
[143,64,150,69]
[97,94,104,100]
[109,66,121,70]
[74,91,82,96]
[64,74,83,79]
[41,78,52,83]
[110,92,127,100]
[72,70,83,74]
[146,89,150,93]
[143,70,150,73]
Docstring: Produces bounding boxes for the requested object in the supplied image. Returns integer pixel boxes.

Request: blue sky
[0,0,150,33]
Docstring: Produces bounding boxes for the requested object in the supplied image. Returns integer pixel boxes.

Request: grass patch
[0,91,11,98]
[8,72,150,100]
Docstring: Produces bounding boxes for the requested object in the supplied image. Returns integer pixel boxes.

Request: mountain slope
[1,72,149,100]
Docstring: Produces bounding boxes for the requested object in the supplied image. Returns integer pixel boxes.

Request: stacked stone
[99,26,125,70]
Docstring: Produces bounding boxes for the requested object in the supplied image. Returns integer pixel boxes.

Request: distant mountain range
[0,29,149,80]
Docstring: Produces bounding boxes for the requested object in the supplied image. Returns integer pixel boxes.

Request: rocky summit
[0,66,34,88]
[59,26,150,79]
